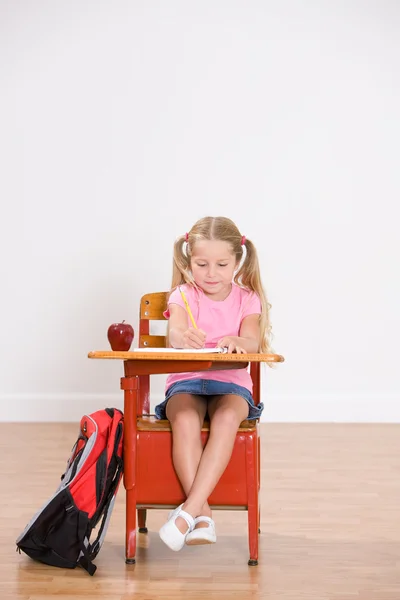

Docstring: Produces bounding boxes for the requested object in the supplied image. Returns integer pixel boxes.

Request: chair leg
[248,499,259,566]
[126,489,137,564]
[138,508,148,533]
[258,433,261,535]
[246,433,259,566]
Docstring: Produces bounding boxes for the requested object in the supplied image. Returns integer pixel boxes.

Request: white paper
[131,347,228,353]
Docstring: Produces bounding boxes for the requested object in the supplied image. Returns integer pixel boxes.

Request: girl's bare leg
[178,394,248,526]
[166,394,211,533]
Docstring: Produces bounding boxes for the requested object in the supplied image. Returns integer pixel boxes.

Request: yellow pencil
[179,286,198,329]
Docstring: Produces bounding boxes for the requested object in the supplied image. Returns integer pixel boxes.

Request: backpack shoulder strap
[87,455,123,559]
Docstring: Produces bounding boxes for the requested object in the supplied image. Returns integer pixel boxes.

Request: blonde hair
[171,216,272,353]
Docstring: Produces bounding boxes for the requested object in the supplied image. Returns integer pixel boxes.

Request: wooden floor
[1,423,399,600]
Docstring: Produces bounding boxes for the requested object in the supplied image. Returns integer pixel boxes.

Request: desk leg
[121,375,138,565]
[246,431,259,566]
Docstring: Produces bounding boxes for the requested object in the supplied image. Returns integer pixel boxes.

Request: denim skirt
[154,378,264,420]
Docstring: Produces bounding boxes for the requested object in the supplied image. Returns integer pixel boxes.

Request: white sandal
[185,516,217,545]
[168,503,184,520]
[159,507,195,551]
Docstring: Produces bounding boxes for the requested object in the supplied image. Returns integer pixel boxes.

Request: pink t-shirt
[164,283,262,393]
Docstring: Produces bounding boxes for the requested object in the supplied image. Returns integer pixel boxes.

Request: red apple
[107,320,134,351]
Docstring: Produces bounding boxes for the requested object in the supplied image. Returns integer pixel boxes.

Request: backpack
[16,408,124,576]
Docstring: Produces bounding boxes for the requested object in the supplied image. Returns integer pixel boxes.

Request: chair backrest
[139,292,168,349]
[138,292,261,407]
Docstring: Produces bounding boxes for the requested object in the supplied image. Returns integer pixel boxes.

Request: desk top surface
[88,350,284,363]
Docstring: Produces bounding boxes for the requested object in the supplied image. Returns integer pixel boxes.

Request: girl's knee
[170,410,203,436]
[209,395,249,429]
[210,406,245,430]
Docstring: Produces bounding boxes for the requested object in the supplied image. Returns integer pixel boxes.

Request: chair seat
[135,415,259,508]
[137,415,258,432]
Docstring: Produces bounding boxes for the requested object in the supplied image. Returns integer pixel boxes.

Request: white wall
[1,1,399,422]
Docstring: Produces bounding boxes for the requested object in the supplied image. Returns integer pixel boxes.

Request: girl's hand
[182,328,207,349]
[217,336,247,354]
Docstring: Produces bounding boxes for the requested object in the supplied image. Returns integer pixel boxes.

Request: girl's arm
[167,304,207,349]
[217,314,260,354]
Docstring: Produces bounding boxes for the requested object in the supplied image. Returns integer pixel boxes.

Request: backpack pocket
[17,489,90,570]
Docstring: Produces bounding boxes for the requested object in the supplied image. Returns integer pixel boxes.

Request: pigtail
[170,235,193,290]
[234,239,272,354]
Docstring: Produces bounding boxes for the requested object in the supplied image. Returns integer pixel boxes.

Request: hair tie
[241,235,246,246]
[185,232,189,242]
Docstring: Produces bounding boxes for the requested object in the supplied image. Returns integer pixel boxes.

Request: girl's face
[190,240,238,300]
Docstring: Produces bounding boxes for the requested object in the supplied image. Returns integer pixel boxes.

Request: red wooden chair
[121,292,283,566]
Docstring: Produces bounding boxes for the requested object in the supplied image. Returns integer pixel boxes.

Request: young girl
[157,216,271,551]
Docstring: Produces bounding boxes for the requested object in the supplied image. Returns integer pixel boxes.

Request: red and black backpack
[16,408,123,575]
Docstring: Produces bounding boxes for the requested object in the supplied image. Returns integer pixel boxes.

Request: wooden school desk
[88,349,284,564]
